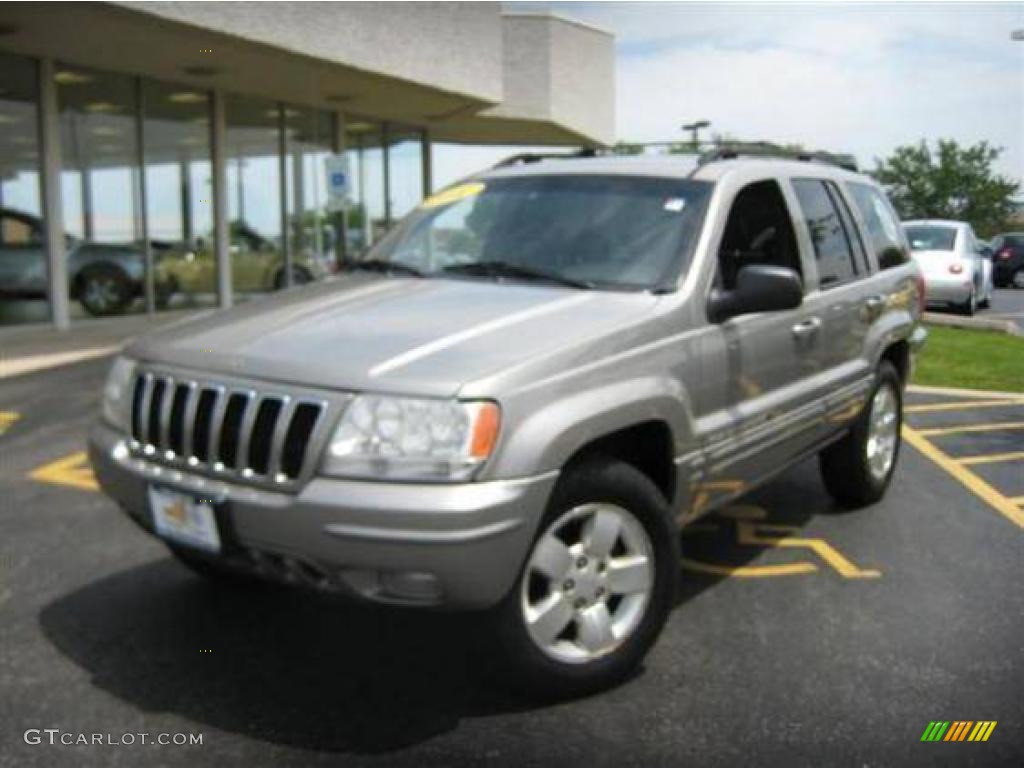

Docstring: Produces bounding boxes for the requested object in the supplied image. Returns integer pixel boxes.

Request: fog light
[380,571,442,602]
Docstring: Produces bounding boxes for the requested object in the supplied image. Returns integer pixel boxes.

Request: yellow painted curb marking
[903,425,1024,529]
[917,421,1024,437]
[420,182,485,209]
[29,451,98,492]
[905,398,1024,414]
[0,411,19,435]
[680,504,880,578]
[957,451,1024,466]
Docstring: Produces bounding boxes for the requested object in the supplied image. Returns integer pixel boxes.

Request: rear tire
[819,361,902,508]
[957,284,977,315]
[489,456,678,699]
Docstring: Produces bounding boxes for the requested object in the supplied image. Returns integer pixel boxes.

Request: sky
[511,0,1023,182]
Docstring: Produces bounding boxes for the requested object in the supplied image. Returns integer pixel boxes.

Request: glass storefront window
[141,80,212,311]
[344,120,384,256]
[0,53,45,326]
[285,107,335,280]
[387,127,425,221]
[58,64,146,319]
[225,94,283,298]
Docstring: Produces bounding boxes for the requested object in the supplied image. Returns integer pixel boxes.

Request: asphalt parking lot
[1,356,1022,767]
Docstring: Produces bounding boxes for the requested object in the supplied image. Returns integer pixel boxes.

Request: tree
[872,140,1019,237]
[612,141,644,156]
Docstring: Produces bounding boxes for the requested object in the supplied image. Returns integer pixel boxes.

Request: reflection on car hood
[127,274,660,397]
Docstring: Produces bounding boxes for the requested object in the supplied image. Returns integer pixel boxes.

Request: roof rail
[697,142,858,172]
[491,148,598,169]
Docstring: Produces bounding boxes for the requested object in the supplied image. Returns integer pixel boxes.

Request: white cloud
[516,2,1024,181]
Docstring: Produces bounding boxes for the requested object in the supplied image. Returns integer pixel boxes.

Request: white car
[903,219,993,315]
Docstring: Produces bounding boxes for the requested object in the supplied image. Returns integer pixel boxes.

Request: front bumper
[89,422,556,609]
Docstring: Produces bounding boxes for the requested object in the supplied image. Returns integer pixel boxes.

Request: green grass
[912,325,1024,392]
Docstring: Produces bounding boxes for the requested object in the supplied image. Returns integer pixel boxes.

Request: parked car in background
[159,222,330,299]
[0,207,173,316]
[991,232,1024,288]
[903,219,993,314]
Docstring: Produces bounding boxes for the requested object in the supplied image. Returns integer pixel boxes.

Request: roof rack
[491,148,598,169]
[697,142,858,172]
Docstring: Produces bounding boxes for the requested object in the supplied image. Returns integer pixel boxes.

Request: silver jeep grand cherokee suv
[90,149,926,696]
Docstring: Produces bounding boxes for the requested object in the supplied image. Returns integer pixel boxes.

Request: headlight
[322,396,500,481]
[102,356,136,431]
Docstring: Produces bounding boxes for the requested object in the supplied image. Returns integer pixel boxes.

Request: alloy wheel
[865,382,899,482]
[520,503,654,664]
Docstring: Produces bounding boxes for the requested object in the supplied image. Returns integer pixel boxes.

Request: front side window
[904,225,958,252]
[792,179,858,288]
[845,182,909,270]
[716,179,801,291]
[366,175,713,291]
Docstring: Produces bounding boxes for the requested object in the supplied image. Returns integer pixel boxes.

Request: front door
[690,178,827,515]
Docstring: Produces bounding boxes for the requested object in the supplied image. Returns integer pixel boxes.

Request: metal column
[38,58,69,330]
[331,111,348,267]
[277,104,291,288]
[135,77,155,314]
[382,122,391,228]
[210,89,231,309]
[421,128,432,196]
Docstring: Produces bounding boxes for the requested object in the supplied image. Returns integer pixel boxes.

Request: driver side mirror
[708,264,803,323]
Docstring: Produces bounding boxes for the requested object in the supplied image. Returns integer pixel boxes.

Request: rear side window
[791,179,859,288]
[846,182,910,270]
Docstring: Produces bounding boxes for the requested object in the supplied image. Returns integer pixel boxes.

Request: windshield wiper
[442,260,595,289]
[346,259,426,277]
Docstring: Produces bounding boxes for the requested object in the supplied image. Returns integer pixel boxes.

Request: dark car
[0,208,173,315]
[991,233,1024,288]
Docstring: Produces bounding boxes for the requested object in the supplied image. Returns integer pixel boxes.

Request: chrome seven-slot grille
[129,371,326,485]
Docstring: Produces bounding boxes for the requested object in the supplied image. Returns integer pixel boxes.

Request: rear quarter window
[845,182,910,270]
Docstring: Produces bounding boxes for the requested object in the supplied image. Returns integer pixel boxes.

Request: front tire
[819,361,902,508]
[490,456,678,698]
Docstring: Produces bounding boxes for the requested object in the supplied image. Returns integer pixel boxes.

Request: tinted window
[717,179,801,291]
[904,225,957,252]
[792,179,858,288]
[827,182,869,273]
[846,183,909,270]
[371,175,713,291]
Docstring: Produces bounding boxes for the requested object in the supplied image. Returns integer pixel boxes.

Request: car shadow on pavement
[37,461,828,756]
[38,561,536,754]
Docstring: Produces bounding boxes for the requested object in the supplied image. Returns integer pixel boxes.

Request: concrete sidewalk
[0,310,210,379]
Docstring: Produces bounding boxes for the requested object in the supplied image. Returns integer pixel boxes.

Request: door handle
[862,294,886,320]
[791,316,822,339]
[864,294,886,312]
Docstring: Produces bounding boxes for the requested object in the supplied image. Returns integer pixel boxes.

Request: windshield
[904,225,957,252]
[362,175,712,291]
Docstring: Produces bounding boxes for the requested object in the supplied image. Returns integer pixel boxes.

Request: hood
[128,274,660,397]
[911,250,970,279]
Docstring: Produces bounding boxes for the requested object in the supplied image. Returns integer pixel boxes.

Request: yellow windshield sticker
[421,182,485,209]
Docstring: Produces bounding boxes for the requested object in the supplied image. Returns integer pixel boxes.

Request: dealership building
[0,2,614,328]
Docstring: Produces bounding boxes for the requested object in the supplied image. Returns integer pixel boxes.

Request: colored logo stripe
[921,722,949,741]
[921,721,996,742]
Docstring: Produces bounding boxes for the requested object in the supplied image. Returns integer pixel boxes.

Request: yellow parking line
[902,425,1024,529]
[957,451,1024,466]
[917,421,1024,437]
[0,411,19,435]
[905,399,1024,414]
[1009,496,1024,506]
[29,451,99,492]
[680,557,818,578]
